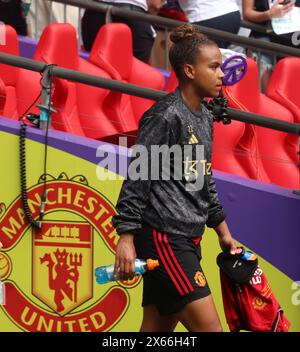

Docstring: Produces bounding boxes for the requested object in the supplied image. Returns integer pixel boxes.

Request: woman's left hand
[214,221,243,255]
[218,234,242,255]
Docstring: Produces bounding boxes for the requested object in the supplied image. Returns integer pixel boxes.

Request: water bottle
[95,258,159,284]
[238,247,257,261]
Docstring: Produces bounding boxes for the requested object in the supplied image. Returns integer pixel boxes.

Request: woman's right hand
[269,0,295,19]
[114,233,136,280]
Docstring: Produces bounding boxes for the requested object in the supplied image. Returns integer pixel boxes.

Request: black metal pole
[226,108,300,135]
[52,65,166,101]
[0,52,46,72]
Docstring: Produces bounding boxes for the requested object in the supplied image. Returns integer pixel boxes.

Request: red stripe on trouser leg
[163,233,194,292]
[152,229,185,296]
[157,231,190,295]
[192,236,202,246]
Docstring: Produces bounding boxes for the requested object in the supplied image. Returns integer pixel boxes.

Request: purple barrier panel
[215,171,300,282]
[18,35,37,59]
[0,116,130,178]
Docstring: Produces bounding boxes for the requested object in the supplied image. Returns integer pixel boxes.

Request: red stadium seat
[34,23,137,139]
[164,70,254,180]
[212,111,253,180]
[0,25,19,119]
[89,23,165,124]
[266,57,300,165]
[0,77,5,115]
[0,25,40,120]
[224,58,298,189]
[164,70,178,93]
[267,58,300,122]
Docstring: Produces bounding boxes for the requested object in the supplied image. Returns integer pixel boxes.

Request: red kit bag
[217,250,291,332]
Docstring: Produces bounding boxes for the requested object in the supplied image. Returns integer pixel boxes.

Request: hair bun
[170,23,203,44]
[168,24,216,81]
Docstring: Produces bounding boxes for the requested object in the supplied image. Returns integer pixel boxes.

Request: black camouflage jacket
[112,89,226,238]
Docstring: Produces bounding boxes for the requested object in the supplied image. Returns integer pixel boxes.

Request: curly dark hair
[169,24,217,80]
